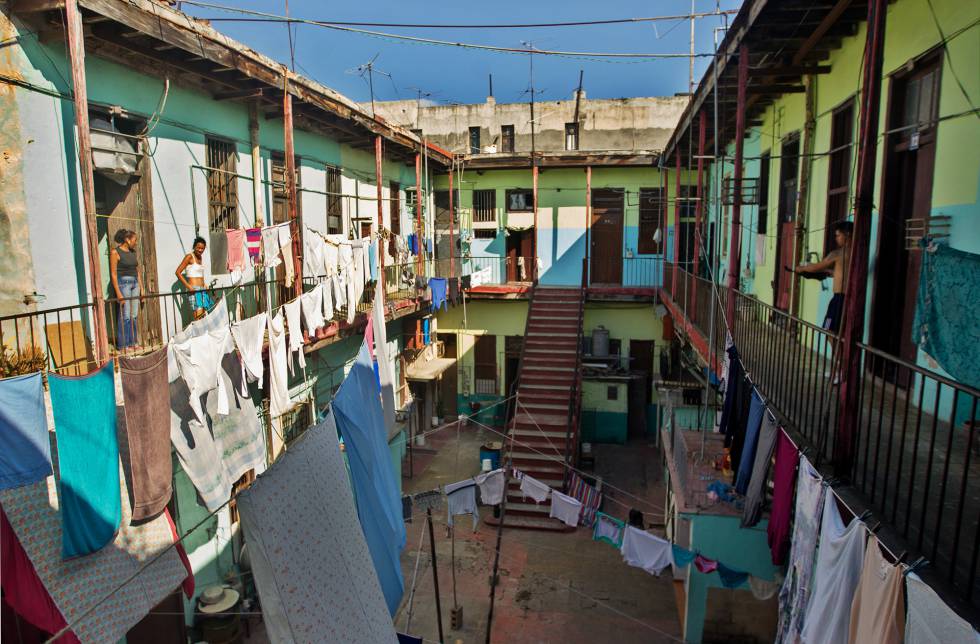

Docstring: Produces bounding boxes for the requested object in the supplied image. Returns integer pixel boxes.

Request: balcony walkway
[661,266,980,617]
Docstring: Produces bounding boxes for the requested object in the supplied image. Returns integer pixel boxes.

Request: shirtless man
[792,221,853,333]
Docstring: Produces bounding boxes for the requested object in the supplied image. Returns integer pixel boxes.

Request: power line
[179,1,716,60]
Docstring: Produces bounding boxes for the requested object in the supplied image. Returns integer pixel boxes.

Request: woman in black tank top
[109,229,143,350]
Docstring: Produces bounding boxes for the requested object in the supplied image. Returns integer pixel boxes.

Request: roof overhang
[460,150,661,170]
[406,357,456,381]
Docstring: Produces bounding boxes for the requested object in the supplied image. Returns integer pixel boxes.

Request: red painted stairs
[489,286,585,531]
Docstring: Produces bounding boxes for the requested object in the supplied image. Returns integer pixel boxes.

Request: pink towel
[226,229,248,273]
[245,228,262,265]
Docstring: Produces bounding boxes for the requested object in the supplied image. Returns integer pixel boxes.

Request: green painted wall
[581,380,629,444]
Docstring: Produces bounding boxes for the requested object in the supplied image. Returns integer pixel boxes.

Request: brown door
[630,340,655,405]
[506,229,534,282]
[441,333,458,419]
[473,334,497,394]
[773,134,800,310]
[870,53,941,364]
[590,189,624,284]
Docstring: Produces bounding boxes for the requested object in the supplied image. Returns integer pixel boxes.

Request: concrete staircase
[491,286,584,531]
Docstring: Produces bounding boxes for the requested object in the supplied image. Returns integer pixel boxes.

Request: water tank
[592,325,609,357]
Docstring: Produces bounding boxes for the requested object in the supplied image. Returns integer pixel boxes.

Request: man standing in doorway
[792,220,853,333]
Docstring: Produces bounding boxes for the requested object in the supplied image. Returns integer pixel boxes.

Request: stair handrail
[504,283,536,459]
[562,258,588,489]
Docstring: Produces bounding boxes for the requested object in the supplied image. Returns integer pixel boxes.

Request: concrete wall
[370,95,688,155]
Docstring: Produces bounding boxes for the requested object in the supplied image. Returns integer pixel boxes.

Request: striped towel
[567,471,602,527]
[245,227,262,265]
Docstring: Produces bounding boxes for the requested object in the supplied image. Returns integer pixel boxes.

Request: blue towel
[49,361,121,558]
[369,242,378,282]
[429,277,448,311]
[734,390,766,494]
[332,340,406,615]
[422,318,431,345]
[717,562,749,589]
[0,373,52,490]
[671,544,696,568]
[407,234,418,255]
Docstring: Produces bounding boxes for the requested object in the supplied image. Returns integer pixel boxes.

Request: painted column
[725,45,749,329]
[415,153,422,274]
[693,111,707,321]
[585,165,592,287]
[375,135,384,290]
[532,163,539,283]
[836,0,888,475]
[283,83,303,298]
[249,102,264,227]
[673,149,682,297]
[448,159,455,278]
[65,0,109,362]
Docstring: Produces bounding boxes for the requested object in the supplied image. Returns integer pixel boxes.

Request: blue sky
[184,0,742,105]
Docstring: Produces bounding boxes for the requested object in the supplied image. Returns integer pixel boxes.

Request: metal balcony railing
[661,263,980,610]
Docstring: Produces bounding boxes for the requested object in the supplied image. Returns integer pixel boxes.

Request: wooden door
[773,135,800,310]
[441,333,457,419]
[473,334,497,394]
[629,340,655,405]
[590,189,624,284]
[506,229,533,282]
[871,53,941,363]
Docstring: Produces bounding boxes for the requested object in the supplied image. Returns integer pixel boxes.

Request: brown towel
[119,348,173,522]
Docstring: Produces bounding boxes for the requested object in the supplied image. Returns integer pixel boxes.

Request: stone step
[484,512,575,533]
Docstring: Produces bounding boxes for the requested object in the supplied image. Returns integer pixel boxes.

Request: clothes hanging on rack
[848,537,905,644]
[474,468,505,506]
[284,298,306,374]
[245,227,262,265]
[301,284,326,334]
[741,412,779,528]
[171,328,232,427]
[0,372,51,491]
[620,526,673,576]
[904,572,978,644]
[518,473,551,504]
[267,312,292,418]
[767,431,799,566]
[566,471,602,527]
[444,479,479,530]
[231,312,268,394]
[734,389,766,494]
[261,224,284,269]
[279,224,295,287]
[225,228,248,273]
[429,277,448,311]
[593,512,625,547]
[549,490,583,528]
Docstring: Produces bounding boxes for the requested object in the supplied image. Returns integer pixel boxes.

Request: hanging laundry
[322,279,335,320]
[800,492,867,644]
[767,431,799,566]
[848,537,905,644]
[279,223,295,287]
[361,237,372,283]
[0,372,51,490]
[369,241,379,282]
[397,633,423,644]
[245,227,263,265]
[474,468,505,506]
[904,572,978,644]
[728,372,755,476]
[519,473,551,504]
[719,344,744,441]
[620,526,673,576]
[119,349,173,522]
[225,228,248,273]
[301,284,326,333]
[402,495,413,522]
[0,506,79,644]
[694,554,718,574]
[284,298,306,373]
[304,234,325,278]
[407,233,418,255]
[324,234,344,274]
[171,328,232,427]
[749,574,782,601]
[237,417,399,643]
[347,247,364,324]
[261,224,284,269]
[267,313,292,418]
[429,277,448,311]
[671,545,696,568]
[163,509,194,599]
[0,454,187,643]
[169,352,267,513]
[333,272,347,310]
[593,512,625,547]
[231,312,268,395]
[549,490,583,528]
[444,479,479,530]
[741,411,779,528]
[566,471,602,527]
[717,562,749,589]
[470,266,491,288]
[776,456,825,643]
[372,290,397,438]
[49,361,121,558]
[331,339,406,616]
[734,389,766,494]
[448,277,460,305]
[461,274,471,290]
[423,318,431,345]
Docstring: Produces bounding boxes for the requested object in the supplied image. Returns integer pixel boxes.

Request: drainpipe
[585,165,592,287]
[836,0,888,476]
[693,111,706,320]
[672,149,682,297]
[283,81,303,298]
[65,0,109,363]
[725,45,749,329]
[532,162,539,283]
[375,135,384,290]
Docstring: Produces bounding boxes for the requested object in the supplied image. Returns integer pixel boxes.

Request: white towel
[284,298,305,373]
[445,479,479,531]
[549,490,583,527]
[267,313,291,418]
[519,474,551,504]
[172,328,232,426]
[278,224,295,287]
[261,225,283,269]
[301,285,326,333]
[474,469,505,506]
[304,235,325,278]
[322,280,335,321]
[231,312,267,397]
[620,526,673,576]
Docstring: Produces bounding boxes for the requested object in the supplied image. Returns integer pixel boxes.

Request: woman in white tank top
[175,236,213,319]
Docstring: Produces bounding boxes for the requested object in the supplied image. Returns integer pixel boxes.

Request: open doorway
[506,228,534,282]
[870,52,942,367]
[773,133,800,311]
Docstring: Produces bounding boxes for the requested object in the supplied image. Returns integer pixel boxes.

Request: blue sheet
[369,242,379,282]
[734,389,766,495]
[429,277,448,311]
[332,340,405,615]
[0,372,51,490]
[49,361,121,558]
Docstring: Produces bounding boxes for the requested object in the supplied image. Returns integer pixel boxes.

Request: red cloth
[0,506,79,644]
[164,509,195,599]
[694,554,718,574]
[767,431,799,565]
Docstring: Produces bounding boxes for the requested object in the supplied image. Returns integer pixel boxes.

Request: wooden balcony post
[283,84,303,298]
[693,111,707,321]
[532,163,539,283]
[836,0,888,475]
[448,158,455,279]
[672,149,682,297]
[249,102,264,227]
[585,165,592,287]
[725,45,749,329]
[65,0,109,363]
[415,152,422,274]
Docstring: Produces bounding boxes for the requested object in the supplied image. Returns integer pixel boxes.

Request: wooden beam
[756,64,832,75]
[214,87,263,101]
[793,0,853,65]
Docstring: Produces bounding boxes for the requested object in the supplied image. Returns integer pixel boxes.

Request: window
[565,122,579,151]
[474,229,497,239]
[505,189,533,212]
[824,100,854,254]
[469,126,481,154]
[501,125,515,153]
[473,334,497,394]
[473,189,496,223]
[757,152,771,235]
[271,151,301,225]
[777,133,800,227]
[206,137,238,272]
[638,187,664,254]
[389,181,401,235]
[607,386,618,401]
[326,165,342,234]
